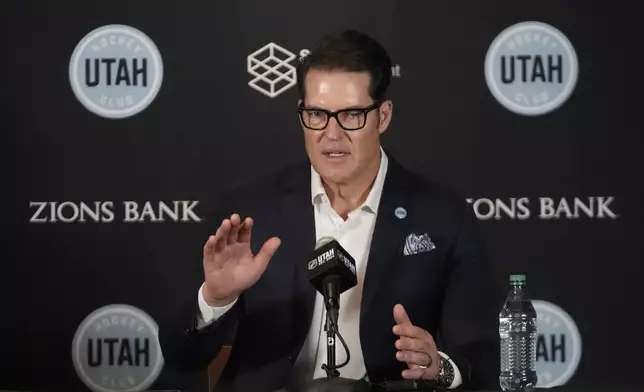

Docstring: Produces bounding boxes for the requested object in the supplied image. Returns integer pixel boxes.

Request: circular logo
[533,300,582,387]
[69,24,163,119]
[394,207,407,219]
[72,304,164,392]
[485,21,578,116]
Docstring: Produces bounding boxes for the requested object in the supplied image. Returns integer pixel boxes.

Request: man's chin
[319,169,354,185]
[313,159,356,183]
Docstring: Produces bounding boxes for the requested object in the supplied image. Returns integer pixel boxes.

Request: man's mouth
[323,150,349,157]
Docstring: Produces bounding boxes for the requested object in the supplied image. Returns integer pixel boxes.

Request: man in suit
[159,30,501,392]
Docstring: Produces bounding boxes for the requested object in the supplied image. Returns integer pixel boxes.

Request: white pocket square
[403,233,436,256]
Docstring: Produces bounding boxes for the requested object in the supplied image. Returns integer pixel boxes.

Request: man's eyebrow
[303,104,367,110]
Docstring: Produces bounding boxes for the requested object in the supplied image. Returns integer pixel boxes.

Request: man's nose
[324,117,345,140]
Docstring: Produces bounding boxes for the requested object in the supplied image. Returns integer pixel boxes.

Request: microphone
[308,236,358,322]
[307,237,357,377]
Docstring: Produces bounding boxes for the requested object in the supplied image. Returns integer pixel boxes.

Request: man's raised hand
[202,214,281,306]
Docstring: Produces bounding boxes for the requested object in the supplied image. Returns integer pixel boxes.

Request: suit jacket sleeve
[158,196,243,372]
[438,201,502,390]
[158,287,242,372]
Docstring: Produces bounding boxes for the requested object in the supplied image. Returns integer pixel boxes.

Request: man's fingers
[401,354,439,380]
[254,237,281,268]
[396,350,431,367]
[393,304,411,326]
[393,322,431,340]
[395,337,430,353]
[214,219,231,253]
[227,214,242,245]
[203,235,217,257]
[237,217,253,243]
[401,368,425,380]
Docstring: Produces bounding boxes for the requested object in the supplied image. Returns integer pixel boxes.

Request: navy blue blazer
[159,154,501,392]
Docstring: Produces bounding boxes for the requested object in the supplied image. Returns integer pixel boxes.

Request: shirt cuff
[197,283,238,328]
[437,351,462,389]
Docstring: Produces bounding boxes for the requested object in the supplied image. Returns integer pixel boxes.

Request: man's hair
[296,30,392,103]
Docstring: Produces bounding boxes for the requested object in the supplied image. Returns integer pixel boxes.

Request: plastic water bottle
[499,274,538,391]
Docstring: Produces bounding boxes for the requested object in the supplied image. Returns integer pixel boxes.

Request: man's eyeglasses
[298,101,382,131]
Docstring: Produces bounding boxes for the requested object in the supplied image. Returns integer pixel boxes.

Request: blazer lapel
[276,162,317,347]
[361,157,413,319]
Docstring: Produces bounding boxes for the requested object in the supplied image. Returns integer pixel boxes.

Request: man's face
[300,68,392,185]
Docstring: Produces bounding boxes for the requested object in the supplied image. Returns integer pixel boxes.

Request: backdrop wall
[4,1,642,391]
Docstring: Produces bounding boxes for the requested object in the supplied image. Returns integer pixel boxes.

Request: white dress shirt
[197,147,462,388]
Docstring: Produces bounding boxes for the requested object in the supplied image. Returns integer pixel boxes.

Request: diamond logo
[247,43,297,98]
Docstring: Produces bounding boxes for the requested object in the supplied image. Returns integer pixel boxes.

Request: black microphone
[308,236,358,320]
[307,236,357,377]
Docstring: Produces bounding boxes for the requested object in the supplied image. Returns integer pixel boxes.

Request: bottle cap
[510,274,526,283]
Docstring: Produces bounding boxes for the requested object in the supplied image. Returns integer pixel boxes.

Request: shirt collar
[310,146,389,213]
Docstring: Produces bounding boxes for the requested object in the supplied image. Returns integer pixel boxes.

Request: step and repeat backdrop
[4,1,642,391]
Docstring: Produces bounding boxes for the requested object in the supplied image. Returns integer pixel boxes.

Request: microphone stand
[322,308,340,377]
[321,276,341,378]
[310,282,357,392]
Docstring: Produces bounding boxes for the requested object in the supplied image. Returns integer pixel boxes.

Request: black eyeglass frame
[297,101,383,131]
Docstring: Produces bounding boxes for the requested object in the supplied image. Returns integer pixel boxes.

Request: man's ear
[378,100,393,134]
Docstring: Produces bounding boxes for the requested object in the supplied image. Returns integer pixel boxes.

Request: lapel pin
[394,207,407,219]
